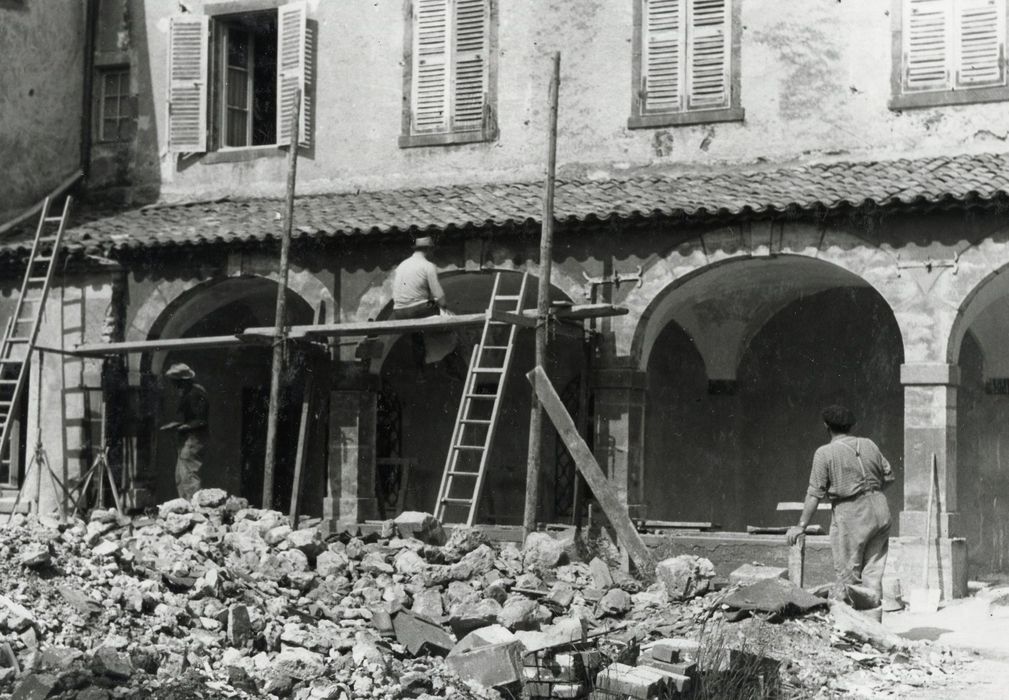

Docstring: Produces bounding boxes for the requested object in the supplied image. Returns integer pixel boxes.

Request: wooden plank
[71,304,630,356]
[777,501,831,512]
[289,371,314,523]
[747,524,824,535]
[527,365,656,574]
[73,335,248,357]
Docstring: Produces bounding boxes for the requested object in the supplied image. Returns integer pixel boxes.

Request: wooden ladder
[0,195,71,472]
[435,271,529,526]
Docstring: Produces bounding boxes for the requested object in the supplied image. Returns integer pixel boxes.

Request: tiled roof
[9,151,1009,255]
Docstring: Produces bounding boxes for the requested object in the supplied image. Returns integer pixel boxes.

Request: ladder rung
[460,419,492,425]
[27,277,46,283]
[43,217,63,223]
[0,359,23,365]
[441,497,473,505]
[446,470,479,477]
[0,380,17,385]
[452,445,484,451]
[493,295,522,301]
[464,393,498,399]
[5,339,27,344]
[481,345,509,351]
[33,257,52,263]
[20,298,42,304]
[470,367,504,374]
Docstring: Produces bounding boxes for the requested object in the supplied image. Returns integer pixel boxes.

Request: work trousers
[175,430,206,500]
[830,490,891,609]
[390,302,468,380]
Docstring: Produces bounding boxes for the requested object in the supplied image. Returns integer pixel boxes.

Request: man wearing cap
[390,236,467,380]
[786,405,896,609]
[161,363,209,500]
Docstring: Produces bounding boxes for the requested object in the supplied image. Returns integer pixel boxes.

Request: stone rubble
[0,492,971,699]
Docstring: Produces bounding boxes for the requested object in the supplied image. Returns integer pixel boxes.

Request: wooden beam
[526,365,656,574]
[73,335,249,357]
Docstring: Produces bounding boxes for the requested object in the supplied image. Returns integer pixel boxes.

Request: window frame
[399,0,499,149]
[97,66,132,143]
[890,0,1009,110]
[628,0,744,129]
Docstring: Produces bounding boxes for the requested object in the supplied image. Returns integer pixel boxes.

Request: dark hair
[822,405,856,433]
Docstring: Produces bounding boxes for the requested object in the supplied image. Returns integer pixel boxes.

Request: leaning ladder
[0,196,71,473]
[435,271,529,526]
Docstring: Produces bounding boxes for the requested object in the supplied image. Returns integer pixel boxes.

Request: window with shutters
[167,2,313,157]
[400,0,498,148]
[629,0,744,128]
[891,0,1009,109]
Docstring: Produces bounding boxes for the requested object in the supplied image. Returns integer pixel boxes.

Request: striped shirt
[807,435,894,501]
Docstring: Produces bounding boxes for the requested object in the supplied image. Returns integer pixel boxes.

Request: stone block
[641,657,696,684]
[392,611,455,657]
[636,661,692,694]
[588,557,614,589]
[729,564,788,587]
[525,680,585,698]
[444,640,524,689]
[655,555,715,601]
[394,512,447,545]
[450,624,518,656]
[595,662,667,697]
[650,640,680,664]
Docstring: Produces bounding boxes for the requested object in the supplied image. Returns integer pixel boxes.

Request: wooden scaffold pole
[523,52,560,542]
[263,88,301,510]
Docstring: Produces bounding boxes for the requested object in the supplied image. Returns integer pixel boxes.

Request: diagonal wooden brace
[526,365,656,574]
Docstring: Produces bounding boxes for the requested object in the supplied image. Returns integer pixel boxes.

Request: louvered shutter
[412,0,451,133]
[955,0,1005,87]
[686,0,729,109]
[451,0,488,131]
[277,1,312,147]
[903,0,952,92]
[167,15,209,153]
[642,0,684,113]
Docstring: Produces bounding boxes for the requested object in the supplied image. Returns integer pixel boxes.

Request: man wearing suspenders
[786,405,896,609]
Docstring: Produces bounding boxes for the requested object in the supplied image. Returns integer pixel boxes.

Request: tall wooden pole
[263,88,301,510]
[523,53,560,541]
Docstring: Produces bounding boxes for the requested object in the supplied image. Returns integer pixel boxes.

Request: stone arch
[629,252,906,376]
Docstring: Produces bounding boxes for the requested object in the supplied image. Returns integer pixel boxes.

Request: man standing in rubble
[786,405,895,609]
[161,363,209,499]
[390,236,467,381]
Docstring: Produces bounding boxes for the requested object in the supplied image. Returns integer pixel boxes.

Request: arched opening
[951,273,1009,577]
[138,277,315,509]
[640,257,904,531]
[376,270,585,525]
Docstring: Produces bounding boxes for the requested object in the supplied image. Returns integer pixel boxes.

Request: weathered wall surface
[0,1,84,221]
[126,0,1009,202]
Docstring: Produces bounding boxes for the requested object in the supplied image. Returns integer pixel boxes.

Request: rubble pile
[0,493,970,699]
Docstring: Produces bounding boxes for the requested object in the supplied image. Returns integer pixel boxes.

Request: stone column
[324,370,378,529]
[895,362,967,598]
[590,367,646,510]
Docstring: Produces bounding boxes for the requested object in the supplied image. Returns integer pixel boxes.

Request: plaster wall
[123,0,1009,203]
[0,1,84,221]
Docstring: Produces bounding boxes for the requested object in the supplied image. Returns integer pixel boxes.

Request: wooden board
[526,365,656,574]
[72,304,628,356]
[746,524,824,535]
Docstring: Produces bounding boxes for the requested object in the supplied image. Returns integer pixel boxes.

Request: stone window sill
[628,107,745,129]
[889,86,1009,110]
[201,146,287,165]
[399,127,497,149]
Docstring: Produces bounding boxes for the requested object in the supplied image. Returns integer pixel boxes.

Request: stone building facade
[4,0,1009,596]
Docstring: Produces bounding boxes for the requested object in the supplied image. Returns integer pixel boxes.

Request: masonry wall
[0,1,85,222]
[117,0,1009,205]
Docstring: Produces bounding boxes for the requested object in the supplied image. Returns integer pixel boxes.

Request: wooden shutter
[451,0,488,131]
[167,15,209,153]
[642,0,685,113]
[412,0,451,133]
[903,0,952,92]
[686,0,729,110]
[277,1,312,147]
[955,0,1005,87]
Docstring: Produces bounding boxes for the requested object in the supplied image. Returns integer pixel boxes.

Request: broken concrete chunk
[448,598,501,637]
[316,550,350,578]
[393,512,447,546]
[599,587,631,615]
[411,587,445,620]
[589,557,614,590]
[227,604,253,648]
[521,532,566,573]
[270,647,325,681]
[191,488,228,509]
[264,524,293,546]
[729,563,788,587]
[655,555,715,602]
[499,597,541,631]
[91,540,120,558]
[91,647,134,680]
[158,498,192,516]
[393,549,427,576]
[449,624,519,657]
[19,543,50,569]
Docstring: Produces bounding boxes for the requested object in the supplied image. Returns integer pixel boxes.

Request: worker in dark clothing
[160,363,209,500]
[786,405,895,610]
[390,236,468,381]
